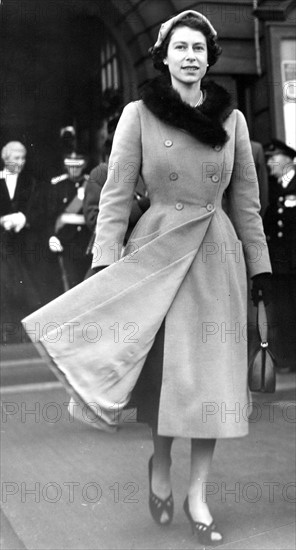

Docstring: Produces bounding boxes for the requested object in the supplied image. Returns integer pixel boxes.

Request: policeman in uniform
[48,153,91,290]
[264,139,296,371]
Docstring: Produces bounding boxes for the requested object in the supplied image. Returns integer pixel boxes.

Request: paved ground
[1,357,295,550]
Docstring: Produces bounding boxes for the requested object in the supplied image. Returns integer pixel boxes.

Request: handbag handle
[249,291,276,393]
[257,294,268,346]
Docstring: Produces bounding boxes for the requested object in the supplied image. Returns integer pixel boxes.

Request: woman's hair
[150,15,222,73]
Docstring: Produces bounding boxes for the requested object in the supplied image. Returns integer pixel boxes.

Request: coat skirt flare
[23,77,271,438]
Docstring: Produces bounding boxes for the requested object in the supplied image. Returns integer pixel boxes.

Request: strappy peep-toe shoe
[183,496,223,547]
[148,455,174,526]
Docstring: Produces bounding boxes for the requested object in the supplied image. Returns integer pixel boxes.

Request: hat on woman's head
[153,10,217,49]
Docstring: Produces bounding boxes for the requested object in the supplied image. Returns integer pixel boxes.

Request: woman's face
[164,26,208,88]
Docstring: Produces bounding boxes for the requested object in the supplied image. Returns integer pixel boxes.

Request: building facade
[1,0,295,168]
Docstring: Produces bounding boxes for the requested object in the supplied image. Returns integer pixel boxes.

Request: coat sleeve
[83,164,108,232]
[91,102,142,267]
[255,142,269,217]
[228,110,272,277]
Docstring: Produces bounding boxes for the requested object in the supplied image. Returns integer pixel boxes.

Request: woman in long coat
[23,10,272,546]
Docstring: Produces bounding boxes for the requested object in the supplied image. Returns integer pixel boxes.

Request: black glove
[251,272,273,306]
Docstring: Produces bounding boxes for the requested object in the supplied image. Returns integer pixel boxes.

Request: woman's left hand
[251,272,273,306]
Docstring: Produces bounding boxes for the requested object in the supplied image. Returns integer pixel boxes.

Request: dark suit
[264,171,296,370]
[0,170,47,342]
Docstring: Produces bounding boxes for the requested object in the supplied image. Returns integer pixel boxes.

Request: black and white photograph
[0,1,295,549]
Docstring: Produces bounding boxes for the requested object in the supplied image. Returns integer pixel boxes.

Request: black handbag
[248,296,276,393]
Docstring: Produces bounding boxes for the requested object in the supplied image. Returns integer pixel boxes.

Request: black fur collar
[141,75,233,147]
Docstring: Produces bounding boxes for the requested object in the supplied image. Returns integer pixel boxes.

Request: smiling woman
[149,13,221,113]
[23,9,272,547]
[150,13,221,70]
[163,28,208,106]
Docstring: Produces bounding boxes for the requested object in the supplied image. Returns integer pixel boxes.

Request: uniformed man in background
[264,139,296,372]
[48,153,91,291]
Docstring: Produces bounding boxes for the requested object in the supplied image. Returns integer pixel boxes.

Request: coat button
[277,232,283,238]
[164,140,173,147]
[63,197,67,203]
[77,187,85,200]
[175,202,184,210]
[214,145,222,151]
[77,226,82,232]
[169,172,178,181]
[206,203,214,212]
[278,196,284,202]
[211,174,219,183]
[277,207,284,214]
[277,220,283,227]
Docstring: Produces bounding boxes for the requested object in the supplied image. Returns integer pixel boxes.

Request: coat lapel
[0,177,13,215]
[141,76,233,147]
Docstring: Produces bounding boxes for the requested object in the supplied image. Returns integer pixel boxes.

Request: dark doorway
[0,1,122,177]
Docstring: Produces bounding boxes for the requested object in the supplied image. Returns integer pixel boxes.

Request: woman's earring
[207,63,209,67]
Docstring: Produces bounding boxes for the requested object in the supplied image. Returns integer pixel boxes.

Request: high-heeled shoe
[148,455,174,526]
[183,496,223,547]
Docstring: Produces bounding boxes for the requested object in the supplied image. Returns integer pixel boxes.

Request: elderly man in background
[0,142,28,232]
[0,141,47,343]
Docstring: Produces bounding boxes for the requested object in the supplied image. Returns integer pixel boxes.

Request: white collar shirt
[0,169,19,199]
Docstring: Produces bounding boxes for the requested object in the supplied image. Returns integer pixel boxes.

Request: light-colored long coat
[23,100,271,438]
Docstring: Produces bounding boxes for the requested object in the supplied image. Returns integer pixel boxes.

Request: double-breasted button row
[175,202,214,212]
[169,172,178,181]
[276,195,286,239]
[164,140,173,147]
